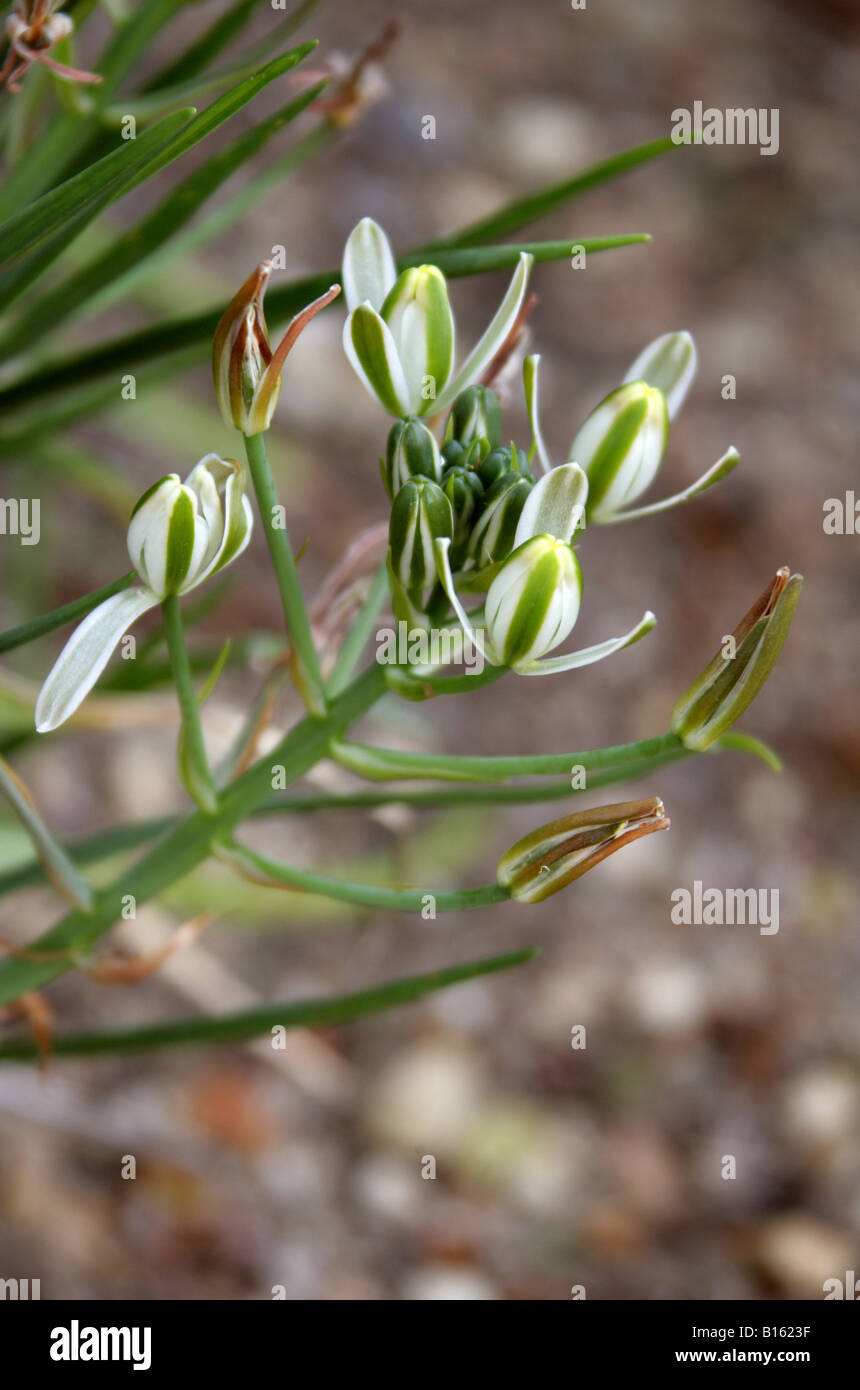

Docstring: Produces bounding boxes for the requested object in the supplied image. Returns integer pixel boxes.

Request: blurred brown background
[0,0,858,1299]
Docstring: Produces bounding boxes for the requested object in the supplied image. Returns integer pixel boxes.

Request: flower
[498,798,670,903]
[35,456,252,733]
[671,567,803,750]
[387,476,453,621]
[341,217,533,418]
[213,261,340,435]
[523,340,739,524]
[435,464,655,675]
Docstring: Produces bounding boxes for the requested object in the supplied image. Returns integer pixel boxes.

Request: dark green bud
[389,477,453,595]
[382,417,442,501]
[444,385,503,452]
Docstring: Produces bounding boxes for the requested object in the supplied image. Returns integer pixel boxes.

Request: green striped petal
[433,252,534,414]
[381,265,455,415]
[343,303,413,417]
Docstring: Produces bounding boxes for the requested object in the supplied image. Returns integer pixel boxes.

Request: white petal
[35,588,161,732]
[342,217,397,313]
[514,463,588,547]
[519,611,656,675]
[523,354,553,474]
[342,304,413,417]
[623,330,697,420]
[432,253,533,414]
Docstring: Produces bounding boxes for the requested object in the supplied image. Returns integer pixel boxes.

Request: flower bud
[498,798,670,903]
[467,472,534,567]
[477,446,518,489]
[485,534,582,668]
[671,567,803,750]
[213,261,340,434]
[382,417,442,500]
[388,476,453,596]
[444,385,503,452]
[127,455,252,599]
[441,464,485,565]
[570,381,669,523]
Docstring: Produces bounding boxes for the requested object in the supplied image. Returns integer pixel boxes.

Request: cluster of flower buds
[341,217,533,418]
[498,798,670,903]
[671,567,803,750]
[35,456,253,732]
[382,370,656,673]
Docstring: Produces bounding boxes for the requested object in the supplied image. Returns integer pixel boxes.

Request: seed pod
[571,381,668,523]
[467,472,534,567]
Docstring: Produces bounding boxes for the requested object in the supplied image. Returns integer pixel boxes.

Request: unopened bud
[213,262,339,434]
[671,567,803,750]
[498,798,670,903]
[382,417,442,499]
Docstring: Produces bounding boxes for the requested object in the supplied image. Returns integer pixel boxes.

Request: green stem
[0,663,387,1005]
[243,430,327,717]
[333,731,687,782]
[0,746,697,902]
[0,947,537,1061]
[384,663,508,700]
[326,559,389,696]
[217,838,509,913]
[161,594,218,814]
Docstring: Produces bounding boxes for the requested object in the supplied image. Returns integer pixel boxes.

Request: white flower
[35,456,252,733]
[341,217,533,418]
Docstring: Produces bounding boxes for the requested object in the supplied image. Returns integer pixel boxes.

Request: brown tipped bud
[497,798,670,903]
[213,263,340,435]
[671,567,803,750]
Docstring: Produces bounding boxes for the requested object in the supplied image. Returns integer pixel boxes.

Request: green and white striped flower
[388,476,453,598]
[524,338,739,525]
[35,456,252,733]
[435,465,655,676]
[342,217,533,418]
[213,261,340,435]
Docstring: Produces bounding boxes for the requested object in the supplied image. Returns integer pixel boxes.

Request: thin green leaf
[0,756,94,911]
[424,135,683,250]
[0,949,538,1060]
[0,0,190,215]
[144,0,319,95]
[0,573,136,656]
[0,235,648,417]
[0,43,317,312]
[0,82,327,357]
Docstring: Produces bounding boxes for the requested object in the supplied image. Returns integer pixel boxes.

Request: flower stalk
[243,430,328,717]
